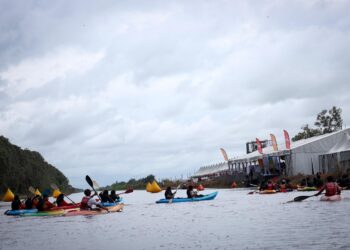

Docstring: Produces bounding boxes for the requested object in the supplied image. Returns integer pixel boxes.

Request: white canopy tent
[193,128,350,178]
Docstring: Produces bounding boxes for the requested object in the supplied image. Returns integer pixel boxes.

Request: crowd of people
[11,189,122,212]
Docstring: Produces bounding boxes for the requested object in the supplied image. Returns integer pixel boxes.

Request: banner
[220,148,229,161]
[270,133,278,151]
[256,138,263,154]
[283,130,291,150]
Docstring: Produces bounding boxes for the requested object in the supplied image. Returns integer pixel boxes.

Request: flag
[283,130,291,149]
[270,133,278,151]
[220,148,229,161]
[256,138,263,154]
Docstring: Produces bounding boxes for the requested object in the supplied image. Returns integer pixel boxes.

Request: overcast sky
[1,0,349,187]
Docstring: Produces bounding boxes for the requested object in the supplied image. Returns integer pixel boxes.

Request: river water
[1,189,350,250]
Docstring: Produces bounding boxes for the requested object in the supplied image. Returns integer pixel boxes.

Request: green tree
[314,106,343,134]
[292,124,321,142]
[292,106,343,142]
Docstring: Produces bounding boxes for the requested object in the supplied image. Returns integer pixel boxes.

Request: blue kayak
[155,192,218,204]
[4,209,38,216]
[101,197,124,207]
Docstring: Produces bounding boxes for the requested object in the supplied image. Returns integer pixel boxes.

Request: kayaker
[165,187,174,199]
[36,194,56,211]
[31,195,41,208]
[315,176,341,197]
[279,179,287,192]
[266,180,274,190]
[100,190,114,203]
[80,189,109,212]
[186,185,203,198]
[11,195,25,210]
[24,195,33,209]
[110,190,120,202]
[56,193,70,207]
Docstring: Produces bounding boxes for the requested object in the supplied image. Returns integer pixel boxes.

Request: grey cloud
[1,0,350,187]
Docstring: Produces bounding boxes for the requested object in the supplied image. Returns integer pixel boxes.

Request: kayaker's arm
[314,186,325,196]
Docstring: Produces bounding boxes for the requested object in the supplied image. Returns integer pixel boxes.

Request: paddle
[85,175,103,201]
[28,186,36,195]
[85,175,111,212]
[92,180,100,190]
[169,184,181,204]
[116,188,133,195]
[50,184,76,204]
[286,193,319,203]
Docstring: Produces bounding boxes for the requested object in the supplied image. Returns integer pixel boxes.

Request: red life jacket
[325,183,338,196]
[80,196,90,210]
[280,184,286,192]
[267,183,274,190]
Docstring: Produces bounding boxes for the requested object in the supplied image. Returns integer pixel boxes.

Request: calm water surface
[1,189,350,250]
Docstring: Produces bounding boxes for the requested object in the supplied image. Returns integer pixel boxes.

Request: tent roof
[231,128,350,162]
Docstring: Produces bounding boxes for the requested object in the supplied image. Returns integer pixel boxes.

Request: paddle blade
[294,195,311,202]
[92,180,100,189]
[28,186,36,194]
[125,188,133,194]
[86,175,94,188]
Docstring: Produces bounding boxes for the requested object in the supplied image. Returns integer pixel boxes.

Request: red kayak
[49,203,81,211]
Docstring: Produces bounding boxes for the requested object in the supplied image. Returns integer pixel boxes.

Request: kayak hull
[155,192,218,204]
[64,204,124,216]
[259,190,277,194]
[5,209,65,216]
[22,210,65,216]
[320,195,341,201]
[101,197,124,207]
[297,187,317,192]
[5,209,38,216]
[50,203,81,210]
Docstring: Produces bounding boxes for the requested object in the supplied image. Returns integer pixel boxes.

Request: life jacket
[267,183,274,190]
[325,183,339,196]
[280,184,286,192]
[80,196,90,210]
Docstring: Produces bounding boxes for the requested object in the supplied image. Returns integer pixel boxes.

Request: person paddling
[110,190,120,202]
[36,194,56,211]
[31,195,41,208]
[80,189,109,212]
[11,195,25,210]
[315,176,341,198]
[56,193,70,207]
[186,185,203,198]
[100,190,114,203]
[165,187,175,199]
[24,195,33,209]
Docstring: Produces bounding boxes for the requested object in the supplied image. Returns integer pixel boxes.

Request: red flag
[220,148,229,161]
[256,138,263,154]
[270,134,278,151]
[283,130,291,149]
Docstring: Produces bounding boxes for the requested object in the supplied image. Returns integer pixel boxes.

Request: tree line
[0,136,73,195]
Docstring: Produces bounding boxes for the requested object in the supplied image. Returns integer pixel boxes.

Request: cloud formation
[0,0,349,187]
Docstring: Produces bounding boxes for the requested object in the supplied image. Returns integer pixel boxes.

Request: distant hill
[0,135,74,195]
